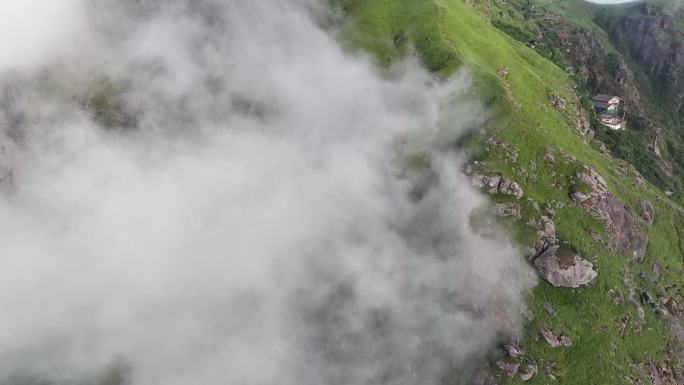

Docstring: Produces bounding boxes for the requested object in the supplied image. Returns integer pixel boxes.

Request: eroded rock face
[469,173,524,199]
[552,24,642,115]
[606,3,684,113]
[534,245,597,288]
[570,168,648,262]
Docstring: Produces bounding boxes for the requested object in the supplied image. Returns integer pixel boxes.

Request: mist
[0,1,535,384]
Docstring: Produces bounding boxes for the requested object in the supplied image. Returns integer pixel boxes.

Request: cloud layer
[0,1,535,384]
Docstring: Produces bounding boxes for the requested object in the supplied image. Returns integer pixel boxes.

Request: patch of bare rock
[540,328,573,348]
[640,199,655,225]
[487,137,518,162]
[495,202,521,219]
[570,167,648,262]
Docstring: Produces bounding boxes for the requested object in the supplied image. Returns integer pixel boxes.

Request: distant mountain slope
[335,1,684,384]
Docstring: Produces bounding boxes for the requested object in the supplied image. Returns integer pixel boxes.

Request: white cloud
[0,0,87,73]
[0,1,535,384]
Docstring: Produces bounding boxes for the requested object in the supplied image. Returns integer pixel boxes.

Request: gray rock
[496,361,520,377]
[495,203,521,219]
[534,245,598,288]
[609,288,625,304]
[487,137,518,162]
[503,343,523,358]
[529,215,558,254]
[519,365,538,382]
[469,173,523,199]
[640,199,655,225]
[571,168,648,262]
[523,309,535,322]
[550,94,567,110]
[544,303,557,316]
[671,322,684,345]
[540,328,573,348]
[543,150,556,165]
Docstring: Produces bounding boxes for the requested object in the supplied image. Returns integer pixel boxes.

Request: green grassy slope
[334,1,684,384]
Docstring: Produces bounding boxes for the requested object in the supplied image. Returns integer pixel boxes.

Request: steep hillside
[494,0,684,200]
[335,1,684,384]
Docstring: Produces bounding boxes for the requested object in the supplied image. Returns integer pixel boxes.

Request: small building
[591,94,626,130]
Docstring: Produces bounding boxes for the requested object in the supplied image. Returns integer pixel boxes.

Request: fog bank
[0,1,535,384]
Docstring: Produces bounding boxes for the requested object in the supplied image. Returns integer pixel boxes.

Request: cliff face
[551,23,643,115]
[603,4,684,112]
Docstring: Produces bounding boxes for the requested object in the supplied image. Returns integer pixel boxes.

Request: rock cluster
[570,168,648,262]
[469,173,524,199]
[494,342,538,381]
[549,93,567,110]
[540,328,573,348]
[534,245,597,288]
[495,203,521,219]
[487,137,518,162]
[496,360,520,377]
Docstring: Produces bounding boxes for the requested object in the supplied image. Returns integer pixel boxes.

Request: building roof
[592,94,620,103]
[591,100,611,109]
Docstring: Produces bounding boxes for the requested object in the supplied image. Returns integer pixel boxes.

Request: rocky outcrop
[503,343,523,358]
[534,245,597,288]
[519,365,538,382]
[540,328,573,348]
[575,106,594,137]
[487,137,518,162]
[604,4,684,113]
[640,199,655,225]
[469,173,524,199]
[496,361,520,377]
[495,203,521,219]
[570,168,648,262]
[551,23,642,114]
[549,93,566,110]
[527,216,557,254]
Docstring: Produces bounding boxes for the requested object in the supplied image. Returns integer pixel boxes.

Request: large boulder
[570,168,648,262]
[534,245,597,288]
